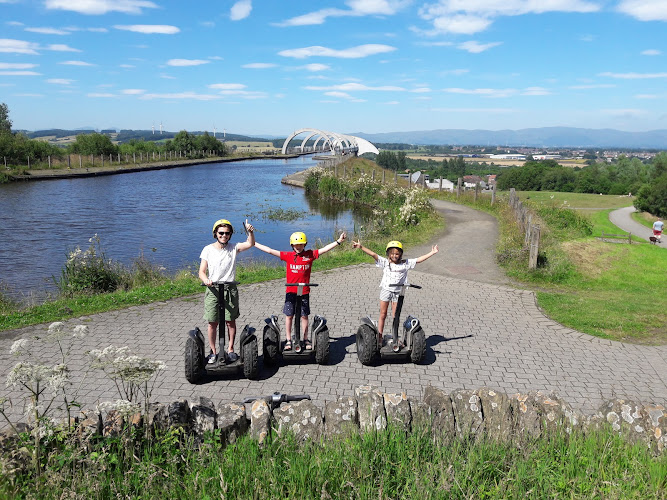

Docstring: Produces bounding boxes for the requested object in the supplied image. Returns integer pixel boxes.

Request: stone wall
[3,386,666,458]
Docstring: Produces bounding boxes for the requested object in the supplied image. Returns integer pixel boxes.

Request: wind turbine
[152,122,155,135]
[159,122,163,135]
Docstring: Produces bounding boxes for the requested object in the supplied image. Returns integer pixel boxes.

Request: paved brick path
[2,201,666,426]
[2,265,666,426]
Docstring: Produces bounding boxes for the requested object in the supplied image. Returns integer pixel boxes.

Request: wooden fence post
[4,157,7,169]
[101,155,104,167]
[79,155,82,168]
[382,169,385,184]
[372,170,375,181]
[67,155,71,168]
[491,184,496,205]
[91,155,94,167]
[474,182,479,201]
[439,177,442,192]
[27,156,30,169]
[48,156,51,169]
[457,178,462,197]
[394,170,397,183]
[529,225,541,269]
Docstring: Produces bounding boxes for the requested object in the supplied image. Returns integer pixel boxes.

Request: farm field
[407,155,586,168]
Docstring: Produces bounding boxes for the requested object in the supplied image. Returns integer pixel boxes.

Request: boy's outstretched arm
[254,241,280,257]
[352,239,379,261]
[416,245,439,263]
[236,220,255,253]
[318,232,346,256]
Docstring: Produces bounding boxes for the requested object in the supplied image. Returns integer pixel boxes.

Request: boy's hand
[338,232,347,244]
[244,219,255,233]
[352,239,362,249]
[432,245,439,254]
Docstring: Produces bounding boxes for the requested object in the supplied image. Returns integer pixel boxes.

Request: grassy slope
[517,191,666,344]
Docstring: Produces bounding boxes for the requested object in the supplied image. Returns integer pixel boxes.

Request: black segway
[262,283,329,365]
[185,281,259,382]
[356,283,426,365]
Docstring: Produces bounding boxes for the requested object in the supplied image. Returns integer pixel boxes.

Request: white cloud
[635,94,658,99]
[13,93,44,97]
[140,92,221,100]
[522,86,551,95]
[87,93,116,97]
[0,63,37,69]
[0,70,41,75]
[568,83,616,89]
[208,83,247,90]
[641,49,661,56]
[277,1,409,26]
[114,25,180,34]
[159,73,176,79]
[121,89,145,94]
[302,63,330,72]
[59,60,95,66]
[306,82,405,91]
[0,39,40,54]
[599,71,667,79]
[410,87,431,93]
[418,0,600,35]
[457,40,502,53]
[325,91,353,98]
[279,44,396,59]
[384,100,400,105]
[431,107,516,113]
[442,87,516,98]
[25,27,69,35]
[617,0,667,21]
[119,64,135,68]
[230,0,252,21]
[45,0,158,15]
[47,44,81,52]
[47,78,74,84]
[167,59,210,67]
[242,63,278,69]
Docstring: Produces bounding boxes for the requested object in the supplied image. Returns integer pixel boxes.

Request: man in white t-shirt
[198,218,255,364]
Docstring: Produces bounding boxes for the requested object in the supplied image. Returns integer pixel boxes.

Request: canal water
[0,156,365,302]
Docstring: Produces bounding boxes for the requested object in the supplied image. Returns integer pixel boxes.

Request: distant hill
[348,127,667,149]
[19,129,276,144]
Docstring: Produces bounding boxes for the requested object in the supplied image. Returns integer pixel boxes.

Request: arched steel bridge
[281,128,379,156]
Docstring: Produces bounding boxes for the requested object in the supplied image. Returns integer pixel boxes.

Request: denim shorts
[283,292,310,317]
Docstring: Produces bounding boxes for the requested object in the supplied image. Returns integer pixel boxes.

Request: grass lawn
[512,191,666,344]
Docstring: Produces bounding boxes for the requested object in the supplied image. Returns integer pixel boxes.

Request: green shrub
[56,234,128,296]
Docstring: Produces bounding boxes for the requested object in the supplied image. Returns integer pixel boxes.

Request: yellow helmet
[386,240,403,253]
[212,219,233,237]
[290,231,307,245]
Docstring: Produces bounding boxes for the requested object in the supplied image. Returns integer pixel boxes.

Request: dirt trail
[408,199,515,286]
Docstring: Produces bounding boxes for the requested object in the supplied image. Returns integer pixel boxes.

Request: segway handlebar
[242,391,311,410]
[389,283,422,289]
[285,283,318,287]
[201,280,240,286]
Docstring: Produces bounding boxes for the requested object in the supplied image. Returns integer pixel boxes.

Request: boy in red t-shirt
[254,231,346,350]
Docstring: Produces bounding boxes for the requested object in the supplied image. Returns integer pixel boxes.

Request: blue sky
[1,0,665,136]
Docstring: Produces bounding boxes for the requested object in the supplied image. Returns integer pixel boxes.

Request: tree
[68,133,118,155]
[634,152,667,217]
[0,102,11,133]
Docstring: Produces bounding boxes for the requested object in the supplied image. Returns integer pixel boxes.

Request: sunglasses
[217,231,231,236]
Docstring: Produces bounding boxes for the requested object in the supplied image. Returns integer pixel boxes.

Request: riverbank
[5,153,301,182]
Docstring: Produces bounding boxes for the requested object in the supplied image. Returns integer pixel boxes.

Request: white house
[426,178,455,191]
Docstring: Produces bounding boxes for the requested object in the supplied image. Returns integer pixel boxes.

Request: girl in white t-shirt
[352,239,438,345]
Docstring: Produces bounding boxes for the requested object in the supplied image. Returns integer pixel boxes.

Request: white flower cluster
[90,345,166,384]
[9,338,30,357]
[97,399,141,418]
[398,187,432,226]
[6,362,68,392]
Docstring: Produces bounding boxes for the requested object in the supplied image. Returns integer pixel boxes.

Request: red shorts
[654,229,663,236]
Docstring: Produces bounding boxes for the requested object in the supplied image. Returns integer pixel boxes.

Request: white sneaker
[207,351,218,364]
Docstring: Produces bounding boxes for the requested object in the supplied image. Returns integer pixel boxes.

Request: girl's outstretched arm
[318,232,347,256]
[416,245,439,263]
[254,241,280,257]
[352,240,379,262]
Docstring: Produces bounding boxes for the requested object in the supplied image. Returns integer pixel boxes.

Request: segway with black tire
[262,283,329,365]
[185,281,259,382]
[356,283,426,365]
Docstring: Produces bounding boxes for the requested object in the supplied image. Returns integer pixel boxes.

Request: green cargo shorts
[203,285,239,323]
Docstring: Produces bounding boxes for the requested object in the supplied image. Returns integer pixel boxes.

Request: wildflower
[72,325,89,339]
[98,399,141,418]
[7,362,55,388]
[10,338,30,357]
